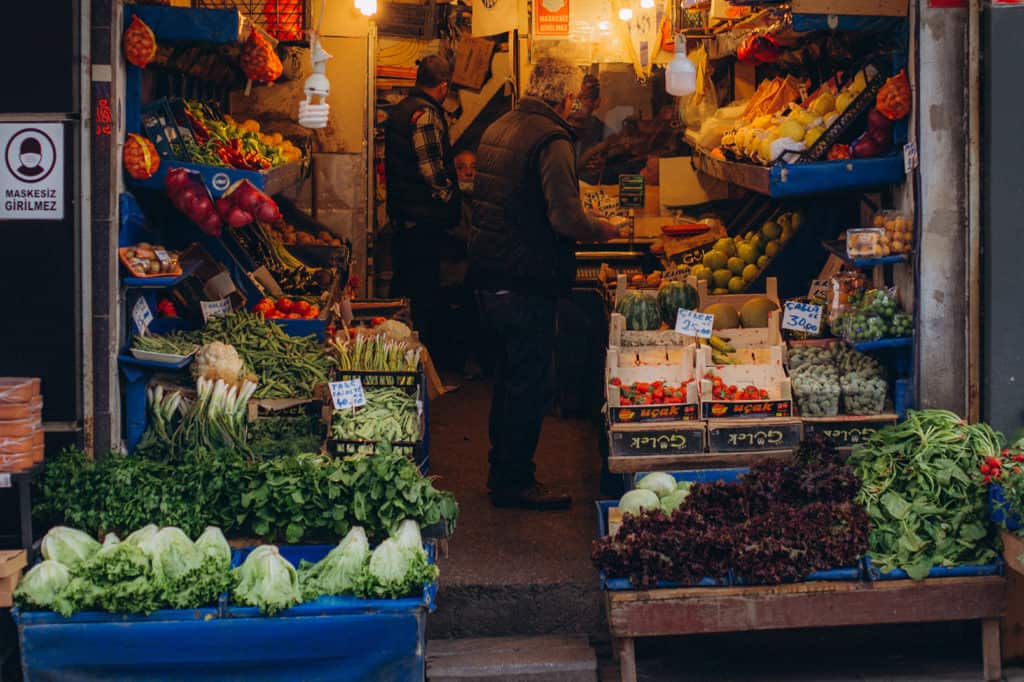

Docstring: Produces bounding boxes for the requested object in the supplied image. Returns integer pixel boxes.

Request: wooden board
[608,421,706,457]
[706,417,803,452]
[801,413,899,449]
[609,448,794,473]
[606,576,1006,638]
[791,0,908,16]
[1000,530,1024,661]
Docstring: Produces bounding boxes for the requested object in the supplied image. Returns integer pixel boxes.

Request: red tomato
[264,309,281,319]
[287,312,302,319]
[293,300,311,316]
[277,297,294,313]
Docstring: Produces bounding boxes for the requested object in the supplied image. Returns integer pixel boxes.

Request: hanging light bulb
[640,0,655,8]
[598,20,611,30]
[665,32,697,97]
[298,33,332,129]
[355,0,377,15]
[618,6,633,20]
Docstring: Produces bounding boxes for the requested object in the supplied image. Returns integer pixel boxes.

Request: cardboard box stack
[0,377,43,473]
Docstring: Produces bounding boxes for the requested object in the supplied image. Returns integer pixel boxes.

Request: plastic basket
[989,484,1022,531]
[863,555,1003,581]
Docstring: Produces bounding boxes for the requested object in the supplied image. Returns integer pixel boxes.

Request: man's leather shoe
[490,483,572,510]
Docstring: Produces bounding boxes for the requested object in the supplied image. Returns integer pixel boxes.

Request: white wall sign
[0,123,64,221]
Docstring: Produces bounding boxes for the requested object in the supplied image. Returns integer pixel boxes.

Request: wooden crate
[698,346,794,419]
[606,347,699,424]
[706,417,803,453]
[791,0,907,16]
[801,413,898,451]
[608,420,707,459]
[0,550,27,608]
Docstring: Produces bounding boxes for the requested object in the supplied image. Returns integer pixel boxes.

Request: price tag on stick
[329,380,367,410]
[782,301,823,335]
[132,297,153,335]
[200,298,233,322]
[675,308,715,338]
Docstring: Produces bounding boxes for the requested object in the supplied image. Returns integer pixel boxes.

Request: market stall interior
[0,0,1020,680]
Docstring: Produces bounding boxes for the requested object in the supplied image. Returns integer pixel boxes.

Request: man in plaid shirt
[385,56,461,349]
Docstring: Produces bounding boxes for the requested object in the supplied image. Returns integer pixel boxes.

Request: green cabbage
[14,560,70,611]
[618,489,660,516]
[124,524,159,546]
[232,545,301,615]
[40,526,101,567]
[298,527,369,600]
[636,472,677,498]
[52,576,105,617]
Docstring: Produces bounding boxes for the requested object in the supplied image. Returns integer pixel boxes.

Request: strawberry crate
[606,346,699,424]
[697,346,793,419]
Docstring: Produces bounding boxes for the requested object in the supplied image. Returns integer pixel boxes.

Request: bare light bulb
[640,0,655,8]
[598,20,611,30]
[665,33,697,97]
[299,34,332,129]
[618,7,633,20]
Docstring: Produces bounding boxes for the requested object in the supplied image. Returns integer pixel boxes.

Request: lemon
[850,71,867,95]
[757,255,769,269]
[805,126,826,147]
[742,264,759,283]
[712,269,733,289]
[738,243,758,265]
[691,264,712,282]
[728,276,746,293]
[780,225,795,244]
[712,288,729,295]
[760,221,782,240]
[703,250,727,271]
[836,92,855,113]
[791,212,804,230]
[749,235,764,253]
[812,93,835,117]
[727,257,746,276]
[765,240,780,258]
[777,119,805,143]
[714,238,737,257]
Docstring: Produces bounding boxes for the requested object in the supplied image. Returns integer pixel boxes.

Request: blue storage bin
[989,484,1022,530]
[630,467,749,490]
[894,378,913,420]
[593,500,729,590]
[863,555,1003,581]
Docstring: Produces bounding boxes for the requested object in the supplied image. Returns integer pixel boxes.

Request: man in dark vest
[468,56,620,510]
[385,55,461,349]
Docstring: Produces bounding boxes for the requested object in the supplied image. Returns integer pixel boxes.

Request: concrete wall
[915,4,969,415]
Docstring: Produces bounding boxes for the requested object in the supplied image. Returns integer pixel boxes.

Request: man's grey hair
[525,57,583,107]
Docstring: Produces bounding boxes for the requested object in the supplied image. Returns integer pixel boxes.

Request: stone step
[427,635,598,682]
[427,582,605,639]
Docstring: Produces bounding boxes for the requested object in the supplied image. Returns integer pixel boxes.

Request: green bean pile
[331,388,420,443]
[196,312,334,399]
[132,332,199,357]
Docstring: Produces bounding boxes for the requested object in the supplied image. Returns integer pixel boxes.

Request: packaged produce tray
[862,555,1003,581]
[128,346,199,367]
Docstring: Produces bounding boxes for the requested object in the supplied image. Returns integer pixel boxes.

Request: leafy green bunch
[849,409,1002,579]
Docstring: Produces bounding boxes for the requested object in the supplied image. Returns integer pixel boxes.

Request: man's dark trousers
[477,290,556,494]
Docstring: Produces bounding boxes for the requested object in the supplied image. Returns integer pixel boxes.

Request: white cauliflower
[191,341,245,383]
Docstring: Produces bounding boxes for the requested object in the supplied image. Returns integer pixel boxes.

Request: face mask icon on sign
[17,137,44,178]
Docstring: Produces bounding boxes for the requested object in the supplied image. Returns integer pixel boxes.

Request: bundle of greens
[849,409,1002,579]
[15,525,232,616]
[36,446,458,544]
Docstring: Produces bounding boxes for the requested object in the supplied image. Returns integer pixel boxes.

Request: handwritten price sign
[782,301,822,335]
[201,298,233,322]
[329,379,367,410]
[675,309,715,338]
[132,297,153,335]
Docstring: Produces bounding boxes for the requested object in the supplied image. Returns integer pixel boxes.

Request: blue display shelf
[822,240,910,268]
[123,273,190,289]
[851,336,913,352]
[862,555,1003,581]
[792,14,907,32]
[126,158,306,198]
[693,150,907,198]
[990,484,1022,531]
[127,4,242,44]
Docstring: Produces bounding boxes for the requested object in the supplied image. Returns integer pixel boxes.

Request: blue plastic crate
[989,484,1022,531]
[225,543,438,617]
[593,500,729,590]
[863,555,1003,581]
[630,467,749,490]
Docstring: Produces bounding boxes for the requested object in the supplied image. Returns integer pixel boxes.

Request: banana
[712,350,735,365]
[709,335,736,354]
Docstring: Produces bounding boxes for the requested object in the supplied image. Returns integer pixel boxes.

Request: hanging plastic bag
[124,15,157,69]
[682,44,718,131]
[240,30,284,85]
